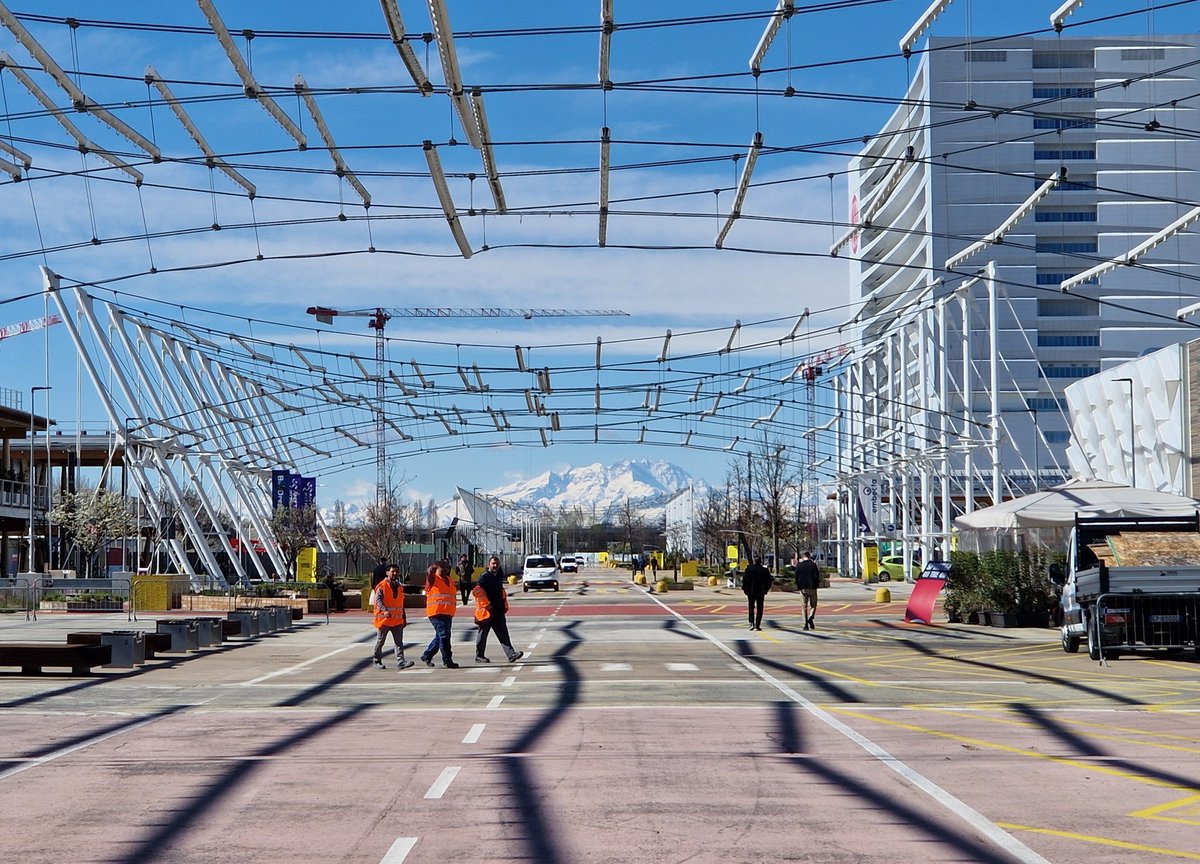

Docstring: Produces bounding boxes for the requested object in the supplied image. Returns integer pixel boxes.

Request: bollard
[875,586,891,603]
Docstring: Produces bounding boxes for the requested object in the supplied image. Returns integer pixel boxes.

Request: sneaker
[397,659,414,670]
[421,654,435,668]
[372,659,386,669]
[475,656,491,664]
[507,651,524,662]
[443,661,460,669]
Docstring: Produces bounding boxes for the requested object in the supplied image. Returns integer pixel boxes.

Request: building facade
[832,34,1200,572]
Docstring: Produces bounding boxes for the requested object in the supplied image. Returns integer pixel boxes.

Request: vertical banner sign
[857,474,881,534]
[288,473,303,510]
[271,470,292,510]
[298,477,316,508]
[300,476,318,530]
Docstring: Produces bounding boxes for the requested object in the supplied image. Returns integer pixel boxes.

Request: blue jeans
[423,615,454,664]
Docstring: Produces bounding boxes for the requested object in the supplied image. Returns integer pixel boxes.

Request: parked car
[522,555,560,592]
[878,555,911,582]
[559,556,579,573]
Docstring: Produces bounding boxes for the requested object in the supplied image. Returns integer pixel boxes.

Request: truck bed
[1074,564,1200,601]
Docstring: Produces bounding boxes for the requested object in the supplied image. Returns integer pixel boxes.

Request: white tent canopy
[955,479,1200,539]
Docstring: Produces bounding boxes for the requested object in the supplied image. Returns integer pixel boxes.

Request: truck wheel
[1087,638,1102,661]
[1062,632,1080,653]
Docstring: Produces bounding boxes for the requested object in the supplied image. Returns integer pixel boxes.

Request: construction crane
[305,306,629,505]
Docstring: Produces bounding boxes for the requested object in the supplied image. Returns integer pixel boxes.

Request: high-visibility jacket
[374,579,407,629]
[425,571,457,617]
[472,583,510,623]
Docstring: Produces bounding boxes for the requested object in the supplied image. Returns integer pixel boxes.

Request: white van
[559,555,579,573]
[522,554,560,592]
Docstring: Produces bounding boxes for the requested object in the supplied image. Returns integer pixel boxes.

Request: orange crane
[305,306,628,504]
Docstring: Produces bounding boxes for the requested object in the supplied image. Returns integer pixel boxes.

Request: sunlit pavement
[1,566,1197,864]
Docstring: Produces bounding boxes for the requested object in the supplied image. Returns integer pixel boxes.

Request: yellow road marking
[828,707,1200,793]
[1129,793,1200,825]
[996,822,1200,859]
[924,709,1200,755]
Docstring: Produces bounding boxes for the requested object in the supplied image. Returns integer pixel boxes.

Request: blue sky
[1,1,1195,509]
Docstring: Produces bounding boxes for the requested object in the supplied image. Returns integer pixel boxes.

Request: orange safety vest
[425,571,457,617]
[472,584,510,623]
[374,579,407,629]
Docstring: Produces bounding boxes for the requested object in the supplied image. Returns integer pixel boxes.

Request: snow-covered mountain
[485,459,706,521]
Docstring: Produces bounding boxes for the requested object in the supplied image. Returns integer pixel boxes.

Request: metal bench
[0,642,112,675]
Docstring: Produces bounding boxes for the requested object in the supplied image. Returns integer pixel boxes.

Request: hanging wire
[249,196,264,260]
[137,185,156,273]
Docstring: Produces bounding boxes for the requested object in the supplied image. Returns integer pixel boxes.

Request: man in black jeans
[742,556,773,631]
[793,551,821,630]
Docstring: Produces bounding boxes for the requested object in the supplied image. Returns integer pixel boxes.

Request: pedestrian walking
[420,560,460,668]
[472,555,524,664]
[742,556,773,631]
[455,553,474,605]
[793,551,821,631]
[372,565,413,669]
[370,557,389,590]
[323,572,346,612]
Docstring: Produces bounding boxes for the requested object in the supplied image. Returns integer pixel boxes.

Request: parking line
[501,675,516,687]
[462,724,486,744]
[424,767,460,799]
[379,837,419,863]
[487,695,505,709]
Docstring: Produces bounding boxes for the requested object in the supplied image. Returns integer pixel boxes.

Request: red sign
[904,562,949,624]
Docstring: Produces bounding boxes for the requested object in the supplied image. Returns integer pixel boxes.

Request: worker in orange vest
[419,559,460,668]
[472,555,524,663]
[372,565,414,669]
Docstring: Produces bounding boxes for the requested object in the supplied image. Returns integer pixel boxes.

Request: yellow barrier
[875,587,891,603]
[680,560,698,579]
[131,574,176,612]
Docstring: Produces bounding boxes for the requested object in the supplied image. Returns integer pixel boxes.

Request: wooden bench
[0,642,111,675]
[67,631,172,658]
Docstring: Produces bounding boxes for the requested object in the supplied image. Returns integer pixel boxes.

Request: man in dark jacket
[474,556,524,663]
[793,550,821,630]
[742,556,773,631]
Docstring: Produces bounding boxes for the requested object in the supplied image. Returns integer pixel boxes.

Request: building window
[1033,117,1096,130]
[1036,240,1098,253]
[1043,431,1072,444]
[1054,175,1096,191]
[967,50,1007,62]
[1038,298,1097,317]
[1035,210,1097,222]
[1120,48,1165,61]
[1036,272,1097,286]
[1033,51,1094,68]
[1027,398,1067,411]
[1040,365,1100,378]
[1038,333,1099,346]
[1034,148,1095,160]
[1033,86,1094,99]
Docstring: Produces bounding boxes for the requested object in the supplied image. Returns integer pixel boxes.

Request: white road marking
[379,837,418,863]
[239,641,364,685]
[0,695,219,782]
[600,663,632,671]
[462,724,486,744]
[423,767,460,799]
[501,675,516,687]
[513,664,525,671]
[486,695,505,709]
[666,662,698,671]
[528,642,538,650]
[641,592,1054,864]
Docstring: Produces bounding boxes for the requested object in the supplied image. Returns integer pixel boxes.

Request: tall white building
[832,34,1200,570]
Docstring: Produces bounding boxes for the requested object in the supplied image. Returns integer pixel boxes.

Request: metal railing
[1090,592,1200,663]
[30,576,135,622]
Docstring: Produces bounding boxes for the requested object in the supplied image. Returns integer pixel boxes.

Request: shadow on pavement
[734,639,862,703]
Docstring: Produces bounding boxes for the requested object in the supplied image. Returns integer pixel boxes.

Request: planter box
[986,610,1018,628]
[668,580,695,591]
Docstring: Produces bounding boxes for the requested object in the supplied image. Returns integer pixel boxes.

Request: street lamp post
[27,386,51,574]
[1114,378,1136,488]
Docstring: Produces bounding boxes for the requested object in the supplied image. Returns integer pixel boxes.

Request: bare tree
[359,469,412,566]
[270,504,317,580]
[752,434,801,572]
[327,499,362,576]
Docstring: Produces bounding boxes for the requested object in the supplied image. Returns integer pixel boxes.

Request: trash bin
[227,610,260,637]
[101,631,146,667]
[156,619,199,652]
[192,617,224,647]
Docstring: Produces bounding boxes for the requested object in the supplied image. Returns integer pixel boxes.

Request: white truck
[1061,514,1200,661]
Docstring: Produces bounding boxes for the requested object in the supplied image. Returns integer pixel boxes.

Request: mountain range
[485,459,706,521]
